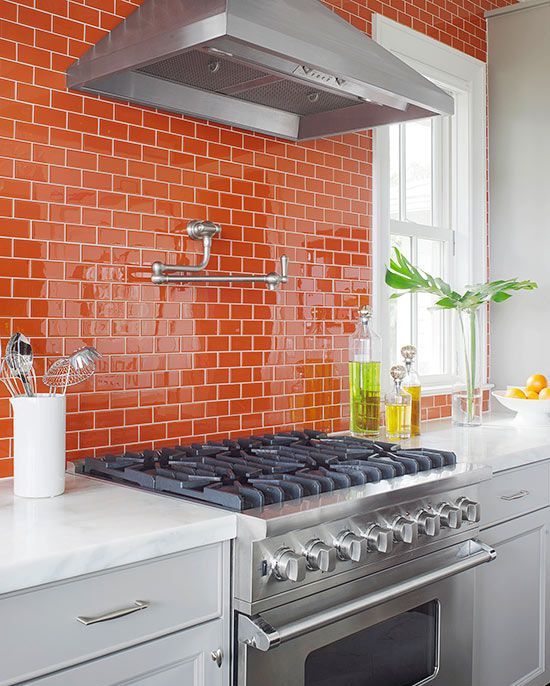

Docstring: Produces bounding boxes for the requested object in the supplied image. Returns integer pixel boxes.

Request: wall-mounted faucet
[151,220,289,291]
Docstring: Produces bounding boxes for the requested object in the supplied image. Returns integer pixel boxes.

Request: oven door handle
[238,539,496,652]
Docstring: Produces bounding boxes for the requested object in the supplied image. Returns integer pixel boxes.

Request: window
[373,16,487,392]
[388,116,453,381]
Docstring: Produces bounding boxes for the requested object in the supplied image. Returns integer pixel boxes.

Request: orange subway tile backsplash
[0,0,511,474]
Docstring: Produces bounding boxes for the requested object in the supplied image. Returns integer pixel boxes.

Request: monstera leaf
[385,248,537,311]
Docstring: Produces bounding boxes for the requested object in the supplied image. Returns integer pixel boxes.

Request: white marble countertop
[0,474,236,595]
[404,412,550,473]
[2,411,549,596]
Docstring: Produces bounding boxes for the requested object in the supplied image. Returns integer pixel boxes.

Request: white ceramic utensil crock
[10,394,66,498]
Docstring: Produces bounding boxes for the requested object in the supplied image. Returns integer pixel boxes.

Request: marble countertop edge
[0,474,236,596]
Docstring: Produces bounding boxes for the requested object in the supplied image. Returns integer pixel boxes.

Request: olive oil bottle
[385,365,412,439]
[402,345,421,436]
[349,306,382,436]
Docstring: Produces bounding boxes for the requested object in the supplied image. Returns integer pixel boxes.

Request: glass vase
[452,309,482,426]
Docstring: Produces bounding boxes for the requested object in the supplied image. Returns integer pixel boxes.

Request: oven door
[237,539,495,686]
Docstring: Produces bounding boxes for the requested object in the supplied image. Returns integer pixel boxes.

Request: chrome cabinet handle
[211,648,223,668]
[239,540,496,651]
[500,490,530,501]
[76,600,150,626]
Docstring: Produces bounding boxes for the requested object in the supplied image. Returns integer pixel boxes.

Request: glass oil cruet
[385,365,412,440]
[402,345,421,436]
[348,306,382,437]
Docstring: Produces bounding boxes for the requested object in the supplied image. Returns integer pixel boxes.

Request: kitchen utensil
[493,390,550,426]
[44,357,93,392]
[1,358,20,397]
[5,333,35,397]
[0,341,19,397]
[69,346,101,370]
[44,355,96,394]
[43,346,100,395]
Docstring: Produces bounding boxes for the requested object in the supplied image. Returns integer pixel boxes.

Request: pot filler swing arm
[151,220,289,291]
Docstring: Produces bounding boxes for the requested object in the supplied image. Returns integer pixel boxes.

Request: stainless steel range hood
[67,0,454,141]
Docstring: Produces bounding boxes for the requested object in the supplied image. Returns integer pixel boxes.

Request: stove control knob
[456,497,481,523]
[414,510,441,537]
[364,524,394,554]
[436,503,462,529]
[272,547,307,582]
[391,516,419,544]
[335,531,368,562]
[304,539,337,573]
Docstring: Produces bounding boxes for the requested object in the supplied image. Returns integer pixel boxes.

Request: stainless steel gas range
[76,431,495,686]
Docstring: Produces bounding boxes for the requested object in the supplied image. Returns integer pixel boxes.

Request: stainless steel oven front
[236,539,495,686]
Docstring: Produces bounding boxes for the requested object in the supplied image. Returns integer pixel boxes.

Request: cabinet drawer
[25,619,225,686]
[481,462,550,528]
[0,543,223,686]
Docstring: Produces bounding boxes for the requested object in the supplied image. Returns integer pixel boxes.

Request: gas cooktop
[75,431,457,511]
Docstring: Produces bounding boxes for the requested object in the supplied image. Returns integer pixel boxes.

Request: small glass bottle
[349,306,382,437]
[401,344,421,436]
[385,365,412,440]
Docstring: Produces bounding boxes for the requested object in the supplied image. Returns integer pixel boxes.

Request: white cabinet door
[27,620,226,686]
[0,544,224,686]
[474,508,549,686]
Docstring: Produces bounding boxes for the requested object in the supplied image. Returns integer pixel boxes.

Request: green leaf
[434,297,457,308]
[385,271,415,289]
[389,258,409,276]
[384,248,537,310]
[491,291,512,302]
[435,278,452,296]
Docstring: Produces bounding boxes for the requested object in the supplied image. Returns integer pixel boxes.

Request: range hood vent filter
[138,51,267,94]
[136,51,361,116]
[230,80,359,116]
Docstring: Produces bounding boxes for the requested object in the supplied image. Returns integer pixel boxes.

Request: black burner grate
[76,432,457,511]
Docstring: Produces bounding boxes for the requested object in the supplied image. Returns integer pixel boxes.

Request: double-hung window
[373,16,487,393]
[388,115,453,383]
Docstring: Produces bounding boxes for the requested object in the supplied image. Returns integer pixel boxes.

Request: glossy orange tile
[0,0,500,475]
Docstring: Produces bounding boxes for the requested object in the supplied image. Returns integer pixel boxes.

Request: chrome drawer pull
[500,490,530,501]
[76,600,150,626]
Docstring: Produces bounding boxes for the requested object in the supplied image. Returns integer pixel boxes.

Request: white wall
[488,1,550,388]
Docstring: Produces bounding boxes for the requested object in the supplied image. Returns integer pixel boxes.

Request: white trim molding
[372,15,488,389]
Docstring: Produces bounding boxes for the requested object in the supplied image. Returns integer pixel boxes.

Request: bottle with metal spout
[348,306,382,437]
[385,365,412,439]
[401,344,421,436]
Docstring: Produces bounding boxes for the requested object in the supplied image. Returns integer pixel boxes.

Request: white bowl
[493,390,550,426]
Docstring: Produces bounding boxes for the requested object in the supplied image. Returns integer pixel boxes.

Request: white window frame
[372,15,488,395]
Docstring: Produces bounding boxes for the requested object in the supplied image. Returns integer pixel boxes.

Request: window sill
[421,383,494,397]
